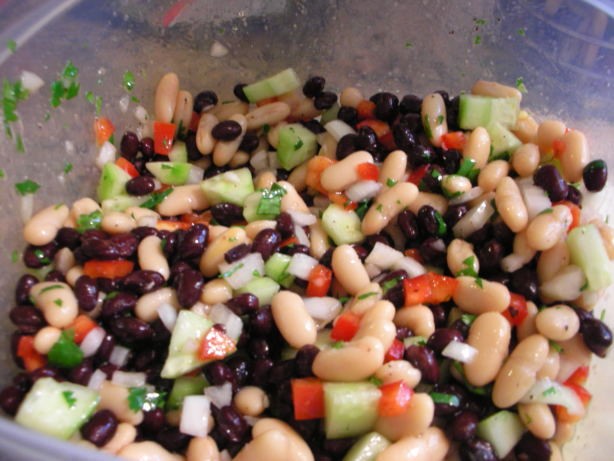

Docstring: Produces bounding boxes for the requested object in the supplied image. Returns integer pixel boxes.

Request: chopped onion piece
[442,341,477,363]
[365,263,382,279]
[392,256,427,278]
[288,210,317,227]
[448,186,484,205]
[218,253,265,289]
[187,165,205,184]
[519,183,552,220]
[288,253,318,279]
[365,242,404,270]
[250,150,269,172]
[134,105,149,123]
[453,199,495,239]
[345,180,382,203]
[539,265,586,301]
[64,140,75,156]
[204,382,233,409]
[520,378,584,415]
[157,303,178,331]
[20,70,44,93]
[119,94,130,113]
[210,41,229,58]
[109,345,130,367]
[294,225,311,247]
[112,371,147,388]
[87,369,107,391]
[80,327,106,357]
[95,141,117,170]
[303,297,342,325]
[209,304,243,341]
[180,395,211,437]
[20,194,34,224]
[325,119,356,141]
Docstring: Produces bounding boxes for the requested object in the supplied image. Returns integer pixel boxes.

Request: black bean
[140,407,165,435]
[432,383,465,416]
[533,164,568,202]
[211,203,243,226]
[580,317,612,357]
[102,292,137,318]
[399,94,422,114]
[583,159,608,192]
[419,237,446,265]
[449,410,479,441]
[157,426,191,452]
[314,91,337,110]
[227,356,250,387]
[132,348,157,371]
[177,223,209,260]
[23,242,57,268]
[396,326,412,340]
[435,90,450,104]
[222,243,249,264]
[96,277,119,293]
[122,270,165,295]
[398,113,423,133]
[0,385,23,416]
[132,226,158,241]
[514,432,552,461]
[337,106,358,126]
[215,405,249,443]
[460,438,498,461]
[418,205,446,237]
[227,293,259,316]
[9,306,45,334]
[68,358,94,385]
[173,268,204,308]
[444,204,468,229]
[74,275,99,312]
[252,228,282,260]
[232,84,249,103]
[30,366,63,382]
[370,92,399,122]
[301,119,326,134]
[383,282,405,308]
[204,361,235,386]
[392,124,417,154]
[268,360,295,385]
[437,148,462,174]
[109,316,154,343]
[55,227,81,249]
[275,212,295,238]
[248,338,270,359]
[427,328,464,354]
[15,274,38,305]
[44,270,64,282]
[169,261,191,282]
[140,137,154,158]
[446,96,460,131]
[238,132,259,153]
[397,209,420,243]
[184,132,202,161]
[491,219,514,249]
[193,90,218,113]
[80,238,118,260]
[95,333,115,362]
[404,345,439,383]
[323,437,357,458]
[303,76,326,98]
[120,131,140,161]
[295,344,319,378]
[212,120,243,141]
[159,230,178,260]
[429,304,448,328]
[283,243,310,256]
[204,165,229,179]
[566,184,582,205]
[277,168,290,181]
[336,133,359,160]
[356,126,379,154]
[249,358,274,387]
[250,307,274,336]
[510,267,539,302]
[466,222,492,246]
[476,240,505,274]
[111,234,138,258]
[12,373,32,393]
[126,176,155,196]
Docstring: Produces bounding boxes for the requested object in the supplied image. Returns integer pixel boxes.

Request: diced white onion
[218,253,265,290]
[519,183,552,220]
[204,382,233,409]
[325,119,356,142]
[209,304,243,341]
[64,140,75,156]
[112,371,147,388]
[95,141,117,170]
[303,297,342,326]
[20,70,44,93]
[287,210,317,227]
[345,180,382,203]
[187,165,205,184]
[442,341,478,363]
[119,94,130,113]
[520,378,584,415]
[448,186,484,206]
[250,150,269,172]
[157,303,178,331]
[109,345,130,367]
[392,256,427,278]
[294,225,310,248]
[365,242,404,270]
[453,199,495,239]
[134,105,149,123]
[180,395,211,437]
[210,41,229,58]
[267,151,280,170]
[20,194,34,224]
[288,253,318,279]
[80,327,106,357]
[87,369,107,391]
[365,262,383,279]
[539,265,586,301]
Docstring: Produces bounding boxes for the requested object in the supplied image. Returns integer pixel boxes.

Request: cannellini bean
[525,204,571,251]
[118,441,184,461]
[245,102,291,131]
[550,442,564,461]
[254,170,277,190]
[54,247,75,274]
[196,113,219,155]
[495,176,528,232]
[492,334,549,408]
[99,381,144,425]
[157,184,209,216]
[200,279,233,305]
[421,93,447,147]
[251,418,313,461]
[471,80,522,102]
[394,306,435,338]
[266,121,287,149]
[23,204,69,246]
[234,386,270,417]
[31,282,78,328]
[65,265,84,287]
[309,220,330,260]
[441,175,472,197]
[464,312,511,387]
[376,427,449,461]
[229,150,250,168]
[70,198,101,222]
[102,422,137,454]
[407,191,447,216]
[554,421,576,446]
[535,304,580,342]
[463,127,491,168]
[186,437,220,461]
[33,326,61,355]
[363,182,419,235]
[213,114,247,166]
[340,87,364,108]
[331,244,370,295]
[453,276,511,314]
[200,227,248,277]
[559,129,590,182]
[477,160,509,192]
[101,211,136,234]
[512,111,539,144]
[361,300,396,324]
[233,429,290,461]
[317,132,338,160]
[379,150,407,186]
[288,160,309,192]
[349,282,383,315]
[155,72,179,123]
[518,403,556,440]
[375,393,434,441]
[556,334,592,382]
[135,287,180,322]
[279,181,310,213]
[212,100,249,121]
[312,336,385,381]
[320,151,374,192]
[537,120,566,155]
[511,143,540,177]
[354,318,396,352]
[517,301,539,341]
[138,235,170,280]
[172,90,193,133]
[271,291,317,349]
[537,240,570,283]
[446,239,479,276]
[537,347,560,380]
[245,220,277,240]
[375,360,421,388]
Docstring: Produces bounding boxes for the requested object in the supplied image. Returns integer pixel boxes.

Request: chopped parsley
[331,341,345,349]
[355,200,370,219]
[39,284,64,294]
[293,138,304,151]
[456,158,479,182]
[33,249,51,265]
[404,41,413,48]
[538,207,553,215]
[461,313,477,325]
[141,188,173,209]
[53,298,63,307]
[47,330,83,368]
[262,123,270,134]
[386,178,397,187]
[2,79,30,150]
[338,296,350,304]
[429,392,461,407]
[515,77,528,93]
[434,210,447,236]
[10,250,19,263]
[76,210,103,233]
[474,18,487,26]
[436,114,444,125]
[6,39,16,53]
[376,203,384,214]
[475,277,484,289]
[123,71,136,91]
[381,277,400,293]
[357,291,378,300]
[422,114,433,139]
[15,179,40,196]
[127,387,167,412]
[517,27,526,36]
[62,390,77,408]
[50,61,80,108]
[456,256,478,277]
[368,376,383,386]
[257,183,287,217]
[0,169,4,179]
[600,310,606,322]
[542,386,557,397]
[473,35,482,45]
[549,341,564,353]
[85,91,103,115]
[219,263,244,279]
[63,162,73,174]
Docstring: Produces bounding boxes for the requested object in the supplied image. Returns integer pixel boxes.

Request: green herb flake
[542,386,557,397]
[434,210,447,236]
[76,210,103,233]
[357,291,378,300]
[516,77,528,93]
[33,249,50,265]
[262,124,270,134]
[436,114,444,125]
[39,284,63,294]
[338,296,351,304]
[293,138,304,151]
[0,169,4,179]
[128,387,166,412]
[600,310,606,321]
[141,188,174,209]
[11,250,19,263]
[331,341,345,349]
[219,263,245,279]
[461,313,477,325]
[62,390,77,408]
[549,341,564,353]
[376,203,384,214]
[6,39,16,53]
[47,330,83,368]
[53,298,63,307]
[50,60,80,108]
[63,162,73,174]
[355,200,370,219]
[123,71,136,91]
[430,392,461,407]
[257,183,287,217]
[404,41,413,48]
[422,114,433,139]
[105,291,119,301]
[475,277,484,289]
[517,27,526,36]
[382,277,400,293]
[473,35,482,45]
[474,18,487,26]
[131,96,140,103]
[15,179,40,196]
[386,178,397,187]
[2,79,30,150]
[369,376,383,386]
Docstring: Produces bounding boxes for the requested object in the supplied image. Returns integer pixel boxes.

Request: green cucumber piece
[264,253,295,288]
[342,432,391,461]
[276,123,318,170]
[236,276,280,305]
[476,410,525,458]
[567,224,614,290]
[96,162,132,201]
[168,140,188,163]
[101,195,151,212]
[15,377,100,440]
[201,167,254,206]
[242,191,274,222]
[320,104,340,125]
[458,95,519,130]
[322,204,364,245]
[324,382,381,439]
[487,121,522,158]
[161,310,213,379]
[146,162,192,185]
[242,68,301,103]
[166,376,208,410]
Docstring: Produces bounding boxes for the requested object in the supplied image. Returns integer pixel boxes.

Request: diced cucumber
[146,162,192,185]
[96,162,132,201]
[264,253,295,288]
[201,167,254,206]
[161,310,213,379]
[236,276,280,305]
[321,103,340,125]
[101,194,151,212]
[322,204,364,245]
[487,121,522,159]
[168,140,188,163]
[476,411,525,459]
[458,95,519,130]
[15,377,100,440]
[242,68,301,103]
[276,124,318,170]
[342,432,391,461]
[567,224,614,291]
[242,188,284,222]
[166,376,208,411]
[324,382,381,439]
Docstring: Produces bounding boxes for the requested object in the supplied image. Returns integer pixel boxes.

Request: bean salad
[2,68,613,461]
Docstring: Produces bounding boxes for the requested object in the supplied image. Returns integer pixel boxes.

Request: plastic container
[0,0,612,459]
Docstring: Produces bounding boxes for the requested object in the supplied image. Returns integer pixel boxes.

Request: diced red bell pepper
[83,260,134,279]
[403,248,423,263]
[502,293,529,327]
[306,264,333,297]
[256,96,279,107]
[16,336,46,372]
[378,380,413,417]
[279,236,299,248]
[403,273,459,306]
[441,131,466,151]
[330,312,361,342]
[156,220,191,231]
[565,366,589,387]
[115,157,139,178]
[384,339,405,363]
[553,200,581,231]
[153,121,176,155]
[356,162,380,181]
[554,383,591,423]
[552,139,566,158]
[94,117,115,146]
[328,192,357,211]
[291,378,325,420]
[306,156,335,195]
[356,100,376,120]
[198,327,236,361]
[68,315,98,344]
[356,119,395,149]
[407,164,430,186]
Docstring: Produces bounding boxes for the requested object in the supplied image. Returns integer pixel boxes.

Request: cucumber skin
[342,432,391,461]
[97,162,132,201]
[276,123,318,170]
[243,68,301,103]
[264,253,295,288]
[487,121,522,157]
[322,204,364,245]
[458,95,519,130]
[146,162,192,185]
[567,224,614,290]
[168,141,188,163]
[324,382,381,439]
[476,410,525,458]
[166,376,208,410]
[236,277,280,305]
[201,167,255,207]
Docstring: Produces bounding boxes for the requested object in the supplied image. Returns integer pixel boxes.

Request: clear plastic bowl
[0,1,612,459]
